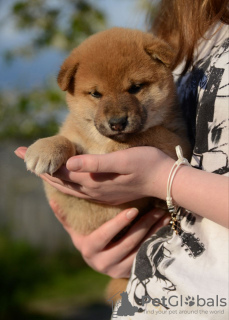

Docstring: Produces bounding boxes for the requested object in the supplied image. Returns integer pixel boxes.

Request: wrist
[156,156,176,200]
[145,149,175,200]
[171,164,194,207]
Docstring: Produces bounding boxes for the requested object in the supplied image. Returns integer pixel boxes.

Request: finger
[107,212,170,278]
[66,148,138,174]
[134,213,170,247]
[104,208,166,263]
[14,146,27,159]
[49,200,85,250]
[53,165,81,182]
[71,208,140,255]
[148,213,170,234]
[49,199,70,226]
[85,208,140,254]
[106,252,136,278]
[41,174,112,203]
[41,174,93,199]
[54,166,120,185]
[42,172,74,186]
[52,166,104,185]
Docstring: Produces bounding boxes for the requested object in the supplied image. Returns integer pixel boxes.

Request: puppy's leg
[156,127,192,160]
[143,126,192,160]
[106,278,129,304]
[25,135,76,175]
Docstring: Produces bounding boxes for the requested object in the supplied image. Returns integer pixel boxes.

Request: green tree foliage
[0,0,107,140]
[0,232,109,318]
[7,0,106,56]
[0,87,64,140]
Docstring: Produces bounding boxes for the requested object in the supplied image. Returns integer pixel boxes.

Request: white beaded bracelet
[166,145,191,234]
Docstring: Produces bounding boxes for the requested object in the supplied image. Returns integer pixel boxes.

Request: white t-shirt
[111,24,229,320]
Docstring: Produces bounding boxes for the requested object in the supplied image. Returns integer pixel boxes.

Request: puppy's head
[58,28,176,142]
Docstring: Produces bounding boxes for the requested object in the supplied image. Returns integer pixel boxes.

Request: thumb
[66,149,133,174]
[14,146,27,160]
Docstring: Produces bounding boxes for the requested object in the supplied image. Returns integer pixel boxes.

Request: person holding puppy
[15,0,229,318]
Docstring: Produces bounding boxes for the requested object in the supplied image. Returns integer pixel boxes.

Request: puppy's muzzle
[94,94,147,141]
[109,116,128,132]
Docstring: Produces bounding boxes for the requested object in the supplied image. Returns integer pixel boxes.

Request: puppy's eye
[90,91,102,98]
[128,84,144,94]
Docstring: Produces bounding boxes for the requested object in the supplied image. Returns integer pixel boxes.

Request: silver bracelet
[166,145,191,234]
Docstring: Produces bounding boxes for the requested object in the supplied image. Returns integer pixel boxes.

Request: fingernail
[14,149,23,159]
[67,157,82,171]
[126,208,139,220]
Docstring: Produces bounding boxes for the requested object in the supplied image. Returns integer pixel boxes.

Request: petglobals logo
[110,291,228,318]
[141,294,227,309]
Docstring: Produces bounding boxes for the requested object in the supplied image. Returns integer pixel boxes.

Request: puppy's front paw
[25,136,75,175]
[25,143,62,175]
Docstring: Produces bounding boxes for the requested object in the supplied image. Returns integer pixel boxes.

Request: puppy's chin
[107,132,134,143]
[95,126,140,143]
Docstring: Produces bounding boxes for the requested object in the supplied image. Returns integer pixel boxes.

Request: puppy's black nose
[109,116,128,132]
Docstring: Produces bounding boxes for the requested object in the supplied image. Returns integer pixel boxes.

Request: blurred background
[0,0,157,319]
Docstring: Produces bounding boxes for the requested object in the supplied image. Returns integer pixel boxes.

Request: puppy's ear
[57,54,79,91]
[145,38,174,68]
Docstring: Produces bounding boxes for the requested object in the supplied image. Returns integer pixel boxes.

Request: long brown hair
[150,0,229,74]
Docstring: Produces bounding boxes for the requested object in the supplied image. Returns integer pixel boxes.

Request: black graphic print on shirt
[127,211,205,311]
[178,38,229,175]
[124,37,229,313]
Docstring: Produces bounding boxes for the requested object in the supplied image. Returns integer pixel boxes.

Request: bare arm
[15,145,229,228]
[51,148,229,228]
[15,145,228,278]
[170,165,229,227]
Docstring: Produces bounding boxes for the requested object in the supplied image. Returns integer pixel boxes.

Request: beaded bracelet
[166,145,191,234]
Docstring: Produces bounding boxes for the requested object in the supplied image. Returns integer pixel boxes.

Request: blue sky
[93,0,147,29]
[0,0,147,91]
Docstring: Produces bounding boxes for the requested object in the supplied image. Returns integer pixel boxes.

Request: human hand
[14,146,170,277]
[14,146,174,205]
[49,200,170,278]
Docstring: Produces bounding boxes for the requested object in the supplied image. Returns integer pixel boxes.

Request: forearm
[15,146,228,227]
[158,163,229,228]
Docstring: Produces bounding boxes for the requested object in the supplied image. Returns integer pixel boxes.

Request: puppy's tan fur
[25,28,190,300]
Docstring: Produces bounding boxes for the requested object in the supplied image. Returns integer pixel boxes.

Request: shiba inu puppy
[25,27,190,300]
